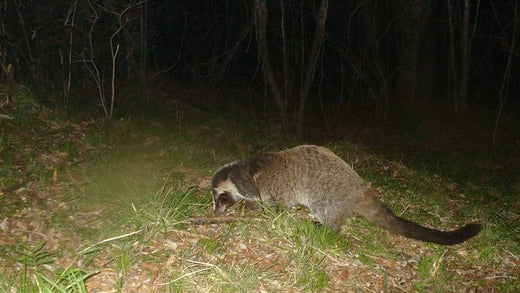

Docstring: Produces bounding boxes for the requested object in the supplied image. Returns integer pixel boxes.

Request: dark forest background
[2,2,520,290]
[0,0,518,145]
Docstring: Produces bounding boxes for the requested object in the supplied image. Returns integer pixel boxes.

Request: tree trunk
[254,0,288,131]
[296,0,329,138]
[396,0,431,113]
[493,1,518,149]
[457,0,471,119]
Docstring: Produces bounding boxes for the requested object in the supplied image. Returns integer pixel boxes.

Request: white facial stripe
[214,180,245,201]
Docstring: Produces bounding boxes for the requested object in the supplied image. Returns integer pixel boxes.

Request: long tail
[358,190,481,245]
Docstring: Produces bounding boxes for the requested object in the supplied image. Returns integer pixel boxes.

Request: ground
[0,90,519,292]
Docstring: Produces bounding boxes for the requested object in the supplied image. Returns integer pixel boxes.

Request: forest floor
[0,87,519,292]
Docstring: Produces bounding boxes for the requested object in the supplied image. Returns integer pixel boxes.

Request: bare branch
[189,215,264,225]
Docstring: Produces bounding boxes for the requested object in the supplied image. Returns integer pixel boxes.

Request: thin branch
[151,5,188,79]
[77,230,143,255]
[189,215,264,225]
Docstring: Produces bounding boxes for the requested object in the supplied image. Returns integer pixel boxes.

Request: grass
[0,241,97,293]
[0,85,519,291]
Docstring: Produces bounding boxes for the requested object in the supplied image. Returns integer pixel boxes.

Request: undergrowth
[0,241,97,292]
[0,85,518,291]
